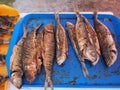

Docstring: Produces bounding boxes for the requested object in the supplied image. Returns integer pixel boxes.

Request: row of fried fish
[10,11,117,90]
[10,12,68,90]
[67,11,117,77]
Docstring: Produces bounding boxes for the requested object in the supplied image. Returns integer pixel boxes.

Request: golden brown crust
[55,13,68,65]
[94,12,117,66]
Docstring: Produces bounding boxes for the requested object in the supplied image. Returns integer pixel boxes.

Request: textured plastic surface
[6,13,120,88]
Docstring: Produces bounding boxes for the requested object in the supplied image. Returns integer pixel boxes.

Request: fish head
[25,64,37,84]
[11,72,22,89]
[44,23,54,33]
[105,48,117,67]
[84,46,97,63]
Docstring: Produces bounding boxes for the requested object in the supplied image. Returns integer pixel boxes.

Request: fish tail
[34,24,42,32]
[94,11,98,21]
[80,58,89,77]
[54,12,60,24]
[23,26,29,38]
[44,77,54,90]
[74,6,82,18]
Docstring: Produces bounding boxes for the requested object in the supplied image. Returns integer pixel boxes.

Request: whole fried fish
[22,24,41,84]
[75,11,97,63]
[66,22,89,77]
[55,12,68,65]
[42,23,55,90]
[10,27,28,88]
[36,29,44,74]
[83,17,100,65]
[94,12,117,66]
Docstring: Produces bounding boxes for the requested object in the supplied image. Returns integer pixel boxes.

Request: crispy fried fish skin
[83,17,100,65]
[55,12,68,65]
[10,27,28,88]
[36,29,44,74]
[94,12,117,67]
[22,25,41,84]
[42,23,55,90]
[75,11,97,63]
[66,22,89,77]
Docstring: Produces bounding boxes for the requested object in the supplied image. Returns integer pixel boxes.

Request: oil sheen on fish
[36,29,44,74]
[94,12,117,66]
[55,12,68,65]
[22,24,41,84]
[83,17,100,65]
[10,27,28,88]
[42,23,55,90]
[66,22,89,77]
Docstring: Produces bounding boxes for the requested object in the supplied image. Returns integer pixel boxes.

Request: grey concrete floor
[0,0,120,17]
[13,0,74,12]
[12,0,120,17]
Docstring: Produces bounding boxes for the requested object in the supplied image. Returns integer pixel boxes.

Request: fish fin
[74,6,82,18]
[23,26,29,38]
[54,12,60,24]
[44,77,54,90]
[94,11,98,21]
[80,58,90,78]
[33,24,43,33]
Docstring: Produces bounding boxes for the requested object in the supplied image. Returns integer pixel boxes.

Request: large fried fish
[75,11,97,63]
[22,24,41,84]
[94,12,117,66]
[83,17,100,65]
[66,22,89,77]
[10,27,28,88]
[42,23,55,90]
[55,12,68,65]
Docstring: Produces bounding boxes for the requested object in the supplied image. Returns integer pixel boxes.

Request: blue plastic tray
[6,13,120,88]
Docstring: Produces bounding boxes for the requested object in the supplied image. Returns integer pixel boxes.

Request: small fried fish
[55,12,68,65]
[94,12,117,66]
